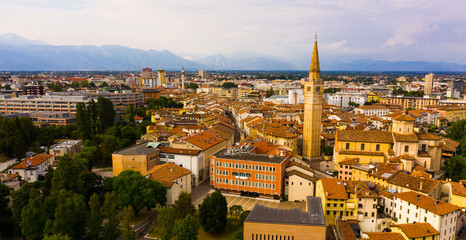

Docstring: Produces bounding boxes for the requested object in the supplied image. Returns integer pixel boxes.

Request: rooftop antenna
[315,32,318,41]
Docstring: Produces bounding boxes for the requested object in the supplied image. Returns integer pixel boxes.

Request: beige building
[244,196,326,240]
[424,73,434,96]
[49,140,82,166]
[146,162,191,205]
[112,142,160,177]
[303,39,323,159]
[285,161,318,202]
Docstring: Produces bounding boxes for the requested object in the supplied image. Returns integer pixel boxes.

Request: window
[376,144,380,151]
[346,143,350,150]
[160,154,167,158]
[361,144,365,150]
[404,146,409,152]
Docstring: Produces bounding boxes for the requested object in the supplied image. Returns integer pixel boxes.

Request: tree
[0,183,15,238]
[172,214,200,240]
[229,205,243,219]
[121,206,136,240]
[51,155,86,194]
[221,82,237,89]
[97,97,115,134]
[101,192,120,240]
[87,193,102,240]
[20,196,47,240]
[266,86,274,98]
[157,207,175,240]
[445,155,466,182]
[198,190,228,233]
[174,192,195,219]
[239,210,251,224]
[11,182,41,224]
[51,193,88,240]
[113,170,167,214]
[348,101,360,107]
[232,231,244,240]
[188,82,198,90]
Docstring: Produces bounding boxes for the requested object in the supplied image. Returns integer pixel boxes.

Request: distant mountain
[324,59,466,72]
[0,33,47,46]
[1,33,466,72]
[198,54,296,70]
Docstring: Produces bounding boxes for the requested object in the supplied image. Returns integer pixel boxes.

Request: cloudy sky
[2,0,466,65]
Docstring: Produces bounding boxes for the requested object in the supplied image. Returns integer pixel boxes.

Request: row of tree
[445,120,466,181]
[1,153,167,239]
[76,97,115,139]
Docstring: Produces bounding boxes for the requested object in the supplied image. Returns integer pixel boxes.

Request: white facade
[326,92,367,108]
[9,160,49,182]
[159,151,206,186]
[167,173,192,205]
[393,193,460,240]
[355,106,390,117]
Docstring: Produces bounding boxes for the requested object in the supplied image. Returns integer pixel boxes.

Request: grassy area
[198,219,242,240]
[99,168,113,172]
[130,208,156,225]
[148,218,242,240]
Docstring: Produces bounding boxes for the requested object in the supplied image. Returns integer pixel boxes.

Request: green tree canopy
[43,233,72,240]
[51,155,87,194]
[188,82,198,89]
[51,193,88,240]
[198,190,228,233]
[20,196,47,240]
[172,214,200,240]
[174,192,195,219]
[121,206,136,240]
[0,183,15,238]
[87,193,102,240]
[113,170,167,213]
[101,191,120,240]
[221,82,237,89]
[229,205,243,219]
[157,207,176,240]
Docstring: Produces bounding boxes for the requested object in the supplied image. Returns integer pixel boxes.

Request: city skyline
[2,0,466,66]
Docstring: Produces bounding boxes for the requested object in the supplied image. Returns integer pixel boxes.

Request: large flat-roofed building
[243,196,326,240]
[49,140,82,166]
[380,96,439,110]
[112,142,160,177]
[0,90,142,116]
[210,146,290,198]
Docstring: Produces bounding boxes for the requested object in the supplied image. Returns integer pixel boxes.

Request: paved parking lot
[224,194,306,211]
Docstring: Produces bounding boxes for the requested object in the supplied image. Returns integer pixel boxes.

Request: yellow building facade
[112,143,160,176]
[316,179,357,225]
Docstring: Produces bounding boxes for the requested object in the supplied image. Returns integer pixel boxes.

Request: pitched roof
[339,158,359,166]
[388,173,439,194]
[146,162,191,188]
[336,130,393,143]
[13,153,52,169]
[393,114,416,121]
[184,131,226,150]
[367,232,404,240]
[114,142,160,155]
[450,181,466,198]
[320,178,348,200]
[287,170,318,182]
[393,222,439,238]
[393,133,418,142]
[394,191,462,216]
[159,147,201,156]
[416,133,440,140]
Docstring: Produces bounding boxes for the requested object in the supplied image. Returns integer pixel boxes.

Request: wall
[244,222,326,240]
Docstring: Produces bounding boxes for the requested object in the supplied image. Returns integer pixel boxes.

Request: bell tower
[302,37,323,159]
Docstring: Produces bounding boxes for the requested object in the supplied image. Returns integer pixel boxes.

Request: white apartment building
[325,92,367,108]
[393,191,461,240]
[354,105,390,117]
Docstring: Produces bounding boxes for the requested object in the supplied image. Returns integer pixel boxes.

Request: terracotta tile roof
[394,191,462,216]
[440,137,459,152]
[393,114,416,121]
[378,189,395,199]
[451,181,466,198]
[410,170,432,179]
[13,153,52,169]
[356,105,389,110]
[417,151,431,158]
[339,158,359,166]
[393,222,439,238]
[416,133,440,140]
[369,166,400,180]
[413,164,426,171]
[320,178,348,200]
[184,131,226,150]
[338,150,385,157]
[393,133,418,142]
[287,170,318,182]
[146,162,191,188]
[159,147,201,156]
[399,153,416,160]
[388,173,439,194]
[367,232,404,240]
[337,220,358,240]
[336,130,393,143]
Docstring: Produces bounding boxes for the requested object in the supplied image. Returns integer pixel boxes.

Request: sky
[2,0,466,65]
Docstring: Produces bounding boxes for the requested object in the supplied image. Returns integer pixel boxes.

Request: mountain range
[1,33,466,72]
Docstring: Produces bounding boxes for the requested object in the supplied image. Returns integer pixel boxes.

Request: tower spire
[309,38,320,74]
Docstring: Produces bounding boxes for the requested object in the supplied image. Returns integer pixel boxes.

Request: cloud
[383,23,440,47]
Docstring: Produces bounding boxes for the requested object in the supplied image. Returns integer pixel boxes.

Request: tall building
[198,70,206,79]
[424,73,434,95]
[157,69,166,87]
[303,39,323,159]
[141,67,157,87]
[181,67,185,90]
